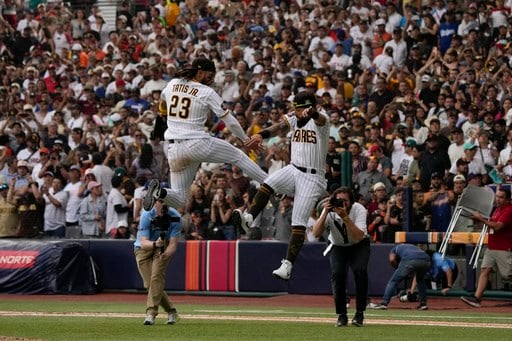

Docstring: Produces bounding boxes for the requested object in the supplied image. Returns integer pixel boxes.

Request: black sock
[248,183,273,217]
[286,226,306,263]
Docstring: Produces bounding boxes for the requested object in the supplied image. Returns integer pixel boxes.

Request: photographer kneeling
[312,187,370,327]
[134,198,181,325]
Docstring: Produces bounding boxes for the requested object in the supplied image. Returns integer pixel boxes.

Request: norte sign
[0,251,39,269]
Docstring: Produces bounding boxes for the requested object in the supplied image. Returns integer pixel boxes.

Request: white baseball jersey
[161,78,226,140]
[264,111,330,226]
[286,111,330,172]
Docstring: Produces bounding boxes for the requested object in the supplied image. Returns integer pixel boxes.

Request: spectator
[183,210,210,241]
[367,198,388,242]
[355,157,392,202]
[185,184,210,219]
[209,187,235,240]
[467,172,483,187]
[348,140,369,184]
[337,124,352,150]
[382,187,404,243]
[461,188,512,307]
[0,181,18,238]
[448,127,466,166]
[106,175,129,237]
[367,144,393,179]
[371,18,391,57]
[383,27,407,68]
[90,152,114,194]
[418,134,451,191]
[64,165,83,239]
[411,190,431,233]
[110,219,131,239]
[41,176,68,238]
[450,142,487,182]
[130,143,155,179]
[225,165,251,207]
[79,181,107,238]
[132,176,148,230]
[424,172,451,232]
[273,196,293,242]
[325,137,342,190]
[13,160,30,194]
[425,117,451,151]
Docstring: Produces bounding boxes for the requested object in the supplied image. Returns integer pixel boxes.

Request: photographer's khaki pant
[134,248,175,315]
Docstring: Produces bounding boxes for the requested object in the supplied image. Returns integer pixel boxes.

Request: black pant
[330,239,371,315]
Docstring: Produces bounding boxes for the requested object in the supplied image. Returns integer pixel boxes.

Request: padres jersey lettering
[161,78,226,140]
[292,130,318,144]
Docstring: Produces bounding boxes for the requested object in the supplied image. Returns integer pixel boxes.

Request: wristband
[259,130,270,139]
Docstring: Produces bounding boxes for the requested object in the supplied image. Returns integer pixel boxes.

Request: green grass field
[1,298,511,341]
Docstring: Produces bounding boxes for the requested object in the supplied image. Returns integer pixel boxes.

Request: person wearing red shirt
[44,64,58,94]
[461,188,512,307]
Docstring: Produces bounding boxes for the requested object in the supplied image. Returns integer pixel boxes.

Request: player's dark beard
[296,116,311,128]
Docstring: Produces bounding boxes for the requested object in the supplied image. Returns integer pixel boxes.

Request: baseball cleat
[272,259,292,280]
[143,179,161,211]
[233,209,253,234]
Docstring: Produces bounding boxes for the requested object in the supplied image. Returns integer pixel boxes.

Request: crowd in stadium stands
[0,0,511,242]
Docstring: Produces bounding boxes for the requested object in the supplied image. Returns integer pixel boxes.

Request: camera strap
[333,219,349,244]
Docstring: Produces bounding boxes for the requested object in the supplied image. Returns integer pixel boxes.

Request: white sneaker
[167,309,178,324]
[233,209,253,234]
[368,302,388,310]
[272,259,293,280]
[144,313,155,325]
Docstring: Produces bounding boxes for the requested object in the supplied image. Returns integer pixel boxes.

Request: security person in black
[313,187,370,327]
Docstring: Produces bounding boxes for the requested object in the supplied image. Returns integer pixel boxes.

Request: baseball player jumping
[233,91,330,280]
[143,58,267,211]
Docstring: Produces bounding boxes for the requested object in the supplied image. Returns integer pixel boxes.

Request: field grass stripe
[0,311,510,329]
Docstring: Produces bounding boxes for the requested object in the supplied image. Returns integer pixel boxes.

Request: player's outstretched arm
[221,111,248,141]
[312,107,327,126]
[299,106,326,126]
[245,120,290,151]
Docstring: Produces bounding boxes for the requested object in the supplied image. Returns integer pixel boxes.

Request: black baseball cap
[293,91,316,108]
[192,58,216,73]
[431,172,442,179]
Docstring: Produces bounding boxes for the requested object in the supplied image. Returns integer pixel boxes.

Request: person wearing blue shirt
[429,251,458,294]
[401,251,458,302]
[134,198,181,325]
[369,244,431,310]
